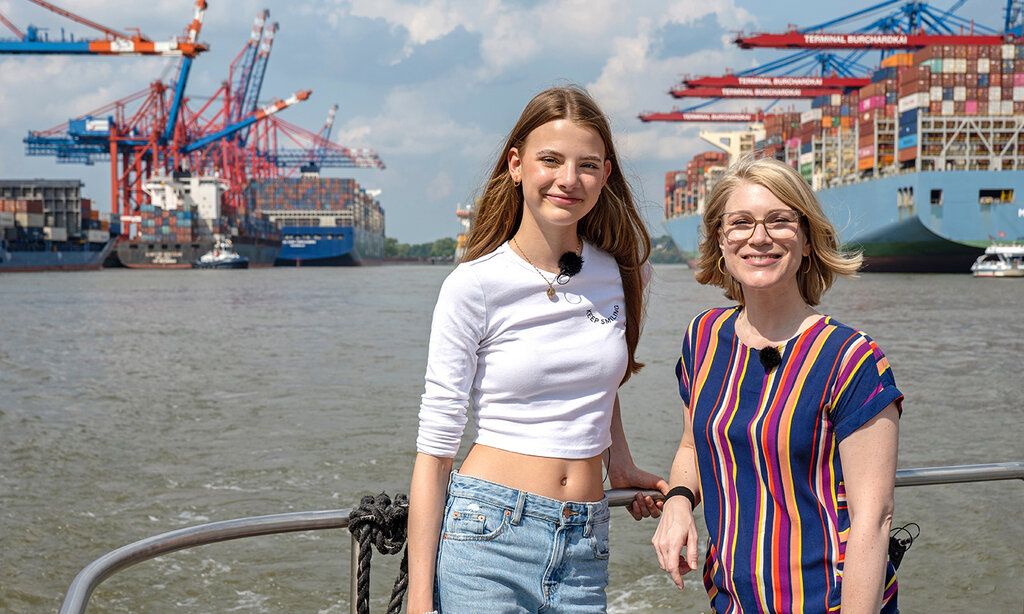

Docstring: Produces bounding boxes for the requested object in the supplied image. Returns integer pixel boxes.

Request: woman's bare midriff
[458,444,605,502]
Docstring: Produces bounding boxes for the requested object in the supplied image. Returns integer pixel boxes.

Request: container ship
[663,43,1024,272]
[115,173,280,269]
[0,180,116,273]
[248,172,385,266]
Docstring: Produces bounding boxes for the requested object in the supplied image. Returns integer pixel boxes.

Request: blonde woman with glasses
[653,155,903,613]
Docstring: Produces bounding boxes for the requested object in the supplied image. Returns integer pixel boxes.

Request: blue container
[899,108,919,135]
[943,87,954,101]
[898,134,918,150]
[800,142,813,154]
[871,67,897,83]
[979,74,989,87]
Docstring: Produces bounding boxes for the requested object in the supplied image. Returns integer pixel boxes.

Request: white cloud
[426,170,454,202]
[333,85,488,157]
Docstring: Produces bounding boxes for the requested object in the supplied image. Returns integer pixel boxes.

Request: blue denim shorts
[434,472,611,614]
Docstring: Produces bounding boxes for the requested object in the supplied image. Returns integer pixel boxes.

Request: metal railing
[60,461,1024,614]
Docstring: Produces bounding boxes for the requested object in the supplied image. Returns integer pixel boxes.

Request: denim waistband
[448,472,610,526]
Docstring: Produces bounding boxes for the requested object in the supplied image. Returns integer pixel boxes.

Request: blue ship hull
[0,238,115,272]
[275,226,382,267]
[664,170,1024,273]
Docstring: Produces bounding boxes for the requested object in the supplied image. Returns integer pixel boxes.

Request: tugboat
[970,245,1024,278]
[192,238,249,269]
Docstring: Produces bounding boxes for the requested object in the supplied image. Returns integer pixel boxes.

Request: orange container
[882,53,915,69]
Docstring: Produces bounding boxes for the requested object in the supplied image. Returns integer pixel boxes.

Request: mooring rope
[347,492,409,614]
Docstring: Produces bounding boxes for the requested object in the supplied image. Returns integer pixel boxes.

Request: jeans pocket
[442,497,510,542]
[591,516,610,559]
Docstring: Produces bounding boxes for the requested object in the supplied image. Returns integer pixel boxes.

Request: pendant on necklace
[546,287,556,299]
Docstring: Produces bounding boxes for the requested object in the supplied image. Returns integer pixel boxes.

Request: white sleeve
[415,265,487,457]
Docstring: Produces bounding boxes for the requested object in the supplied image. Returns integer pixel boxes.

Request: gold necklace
[511,237,580,300]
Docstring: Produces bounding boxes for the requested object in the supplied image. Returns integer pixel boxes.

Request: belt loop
[584,505,594,537]
[511,490,527,526]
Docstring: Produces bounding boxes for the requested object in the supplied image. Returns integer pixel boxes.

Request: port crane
[643,0,1012,122]
[0,0,207,56]
[12,4,383,237]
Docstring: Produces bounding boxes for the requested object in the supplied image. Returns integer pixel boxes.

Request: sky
[0,0,1007,243]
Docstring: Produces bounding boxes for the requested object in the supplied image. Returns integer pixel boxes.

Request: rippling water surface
[1,266,1021,612]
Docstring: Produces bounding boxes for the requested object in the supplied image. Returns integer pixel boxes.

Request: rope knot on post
[347,492,409,614]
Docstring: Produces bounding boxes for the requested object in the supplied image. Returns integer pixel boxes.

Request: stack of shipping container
[666,42,1024,217]
[138,203,194,244]
[689,152,728,215]
[664,171,685,220]
[0,180,109,245]
[246,176,385,237]
[758,112,802,160]
[0,198,109,244]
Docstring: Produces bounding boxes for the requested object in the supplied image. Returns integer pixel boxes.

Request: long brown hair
[694,155,861,305]
[464,85,650,382]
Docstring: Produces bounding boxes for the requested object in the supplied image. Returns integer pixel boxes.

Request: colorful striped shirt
[676,307,904,613]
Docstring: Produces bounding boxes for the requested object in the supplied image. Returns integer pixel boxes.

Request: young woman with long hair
[407,85,666,614]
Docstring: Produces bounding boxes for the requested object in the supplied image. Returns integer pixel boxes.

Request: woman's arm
[407,452,454,614]
[606,395,668,520]
[838,403,900,614]
[651,400,701,590]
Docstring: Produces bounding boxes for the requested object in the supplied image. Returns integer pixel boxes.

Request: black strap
[665,485,696,509]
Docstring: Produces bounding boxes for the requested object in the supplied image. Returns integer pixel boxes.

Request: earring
[717,256,726,275]
[511,174,521,187]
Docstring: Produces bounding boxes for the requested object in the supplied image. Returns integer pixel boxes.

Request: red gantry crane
[18,4,383,239]
[641,0,1013,122]
[639,110,765,123]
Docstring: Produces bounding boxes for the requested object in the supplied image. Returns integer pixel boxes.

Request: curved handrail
[60,462,1024,614]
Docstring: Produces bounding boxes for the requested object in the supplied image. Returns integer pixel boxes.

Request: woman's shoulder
[688,306,740,328]
[439,246,512,300]
[817,316,893,365]
[819,316,880,345]
[679,307,739,346]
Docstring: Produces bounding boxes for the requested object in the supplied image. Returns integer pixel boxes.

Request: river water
[1,266,1021,613]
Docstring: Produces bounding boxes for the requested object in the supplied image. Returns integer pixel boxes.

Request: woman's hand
[651,498,699,589]
[608,462,668,520]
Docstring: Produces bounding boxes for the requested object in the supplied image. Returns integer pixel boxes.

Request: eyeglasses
[720,210,802,242]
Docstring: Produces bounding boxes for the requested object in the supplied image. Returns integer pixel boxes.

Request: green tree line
[385,236,457,260]
[384,235,683,263]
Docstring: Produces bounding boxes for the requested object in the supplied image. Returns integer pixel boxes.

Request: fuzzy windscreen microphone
[759,346,782,372]
[555,251,584,285]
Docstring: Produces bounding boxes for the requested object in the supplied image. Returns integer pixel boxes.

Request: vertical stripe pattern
[676,307,904,613]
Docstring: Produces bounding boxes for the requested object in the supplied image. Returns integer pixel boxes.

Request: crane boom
[639,111,764,123]
[735,30,1005,49]
[183,90,311,153]
[684,75,869,88]
[671,86,847,99]
[0,0,208,57]
[26,0,134,40]
[0,12,25,38]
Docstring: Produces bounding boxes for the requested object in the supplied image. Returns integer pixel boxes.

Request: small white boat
[192,238,249,269]
[970,245,1024,278]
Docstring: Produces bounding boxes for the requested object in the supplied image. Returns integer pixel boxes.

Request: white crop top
[416,241,629,459]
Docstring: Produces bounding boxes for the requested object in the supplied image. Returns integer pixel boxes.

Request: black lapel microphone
[759,346,782,372]
[555,251,584,285]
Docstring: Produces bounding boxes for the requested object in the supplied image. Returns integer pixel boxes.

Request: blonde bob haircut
[694,155,861,306]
